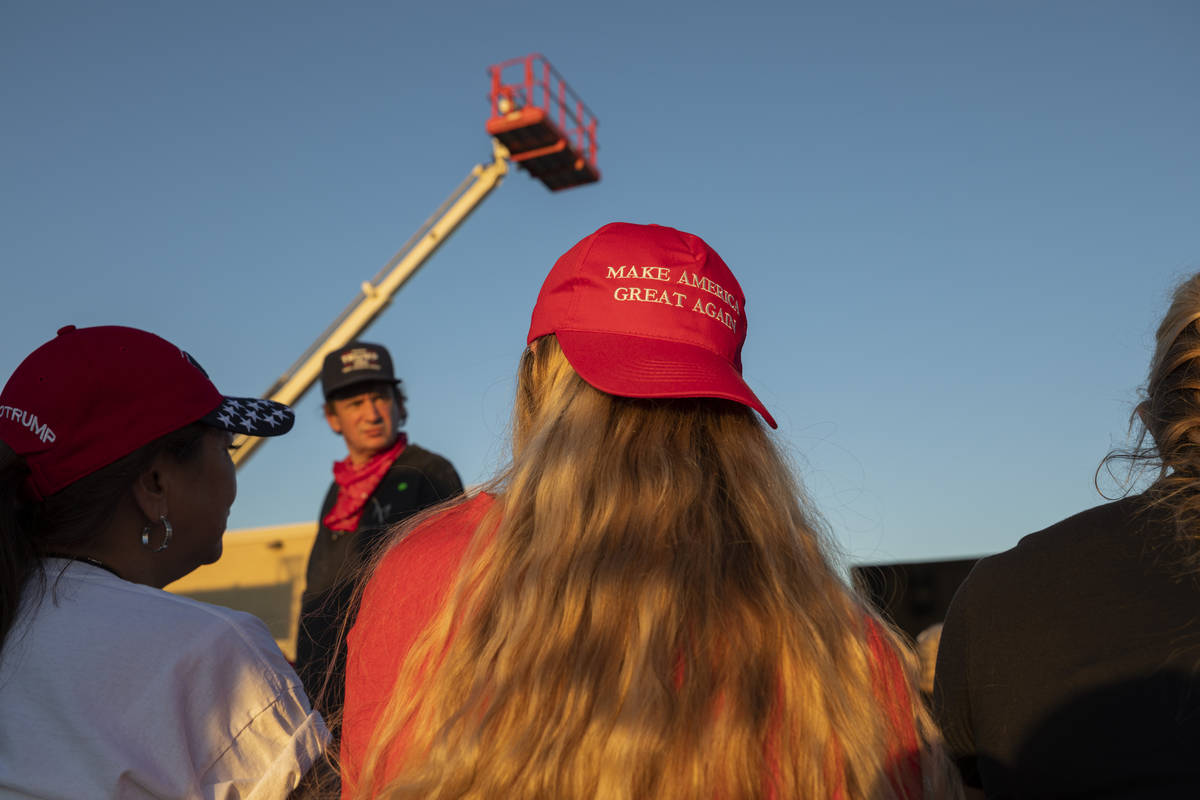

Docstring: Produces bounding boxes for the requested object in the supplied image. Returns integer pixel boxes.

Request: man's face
[324,382,402,465]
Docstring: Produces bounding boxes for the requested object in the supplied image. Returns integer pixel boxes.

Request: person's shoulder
[316,477,339,519]
[396,492,494,552]
[169,588,279,636]
[358,493,496,630]
[1012,495,1142,555]
[44,575,303,707]
[158,589,274,637]
[393,442,456,471]
[954,496,1142,610]
[131,586,296,678]
[993,494,1142,568]
[375,494,495,578]
[145,593,324,786]
[392,441,464,499]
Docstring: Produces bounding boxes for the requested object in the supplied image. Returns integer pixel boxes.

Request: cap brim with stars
[2,325,301,500]
[201,396,295,437]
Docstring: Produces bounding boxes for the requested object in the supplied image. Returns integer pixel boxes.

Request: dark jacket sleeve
[294,481,353,720]
[421,455,463,505]
[295,444,462,728]
[933,561,985,788]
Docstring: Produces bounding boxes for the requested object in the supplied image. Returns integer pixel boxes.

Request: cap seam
[563,231,604,327]
[554,326,731,354]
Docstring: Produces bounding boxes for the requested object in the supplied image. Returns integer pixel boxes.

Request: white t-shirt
[0,559,329,799]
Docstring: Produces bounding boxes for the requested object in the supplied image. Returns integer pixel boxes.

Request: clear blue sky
[3,1,1197,565]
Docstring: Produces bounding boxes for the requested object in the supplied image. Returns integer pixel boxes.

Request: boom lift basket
[486,54,600,191]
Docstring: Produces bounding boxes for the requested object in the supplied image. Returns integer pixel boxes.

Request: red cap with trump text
[0,325,295,499]
[527,222,776,428]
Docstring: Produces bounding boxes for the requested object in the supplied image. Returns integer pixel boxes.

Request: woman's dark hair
[0,423,209,648]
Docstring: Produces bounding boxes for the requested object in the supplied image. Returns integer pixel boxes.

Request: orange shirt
[342,493,921,798]
[342,494,494,797]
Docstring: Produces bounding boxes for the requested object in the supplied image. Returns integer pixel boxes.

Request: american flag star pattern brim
[201,396,295,437]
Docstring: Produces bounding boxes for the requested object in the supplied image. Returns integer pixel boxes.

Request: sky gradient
[3,1,1198,565]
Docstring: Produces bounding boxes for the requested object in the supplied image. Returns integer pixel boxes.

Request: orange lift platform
[486,54,600,191]
[227,53,600,472]
[176,55,601,659]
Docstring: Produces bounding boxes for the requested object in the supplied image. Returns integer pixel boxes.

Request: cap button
[57,325,77,336]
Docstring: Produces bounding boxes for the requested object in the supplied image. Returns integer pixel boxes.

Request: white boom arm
[231,140,510,468]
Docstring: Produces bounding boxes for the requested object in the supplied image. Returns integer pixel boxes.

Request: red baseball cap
[528,222,776,428]
[0,325,295,499]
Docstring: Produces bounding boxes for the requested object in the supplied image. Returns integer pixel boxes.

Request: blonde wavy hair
[1104,272,1200,565]
[351,336,958,799]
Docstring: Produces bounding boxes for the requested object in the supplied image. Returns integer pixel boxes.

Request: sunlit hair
[352,335,958,799]
[1103,271,1200,567]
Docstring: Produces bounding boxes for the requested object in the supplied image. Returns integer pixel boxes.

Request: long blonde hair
[353,336,957,799]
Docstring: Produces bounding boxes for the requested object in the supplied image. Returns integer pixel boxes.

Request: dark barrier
[852,558,982,640]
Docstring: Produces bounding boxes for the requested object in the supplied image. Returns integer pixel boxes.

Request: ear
[130,456,169,522]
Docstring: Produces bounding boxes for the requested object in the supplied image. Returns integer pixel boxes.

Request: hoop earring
[140,514,173,553]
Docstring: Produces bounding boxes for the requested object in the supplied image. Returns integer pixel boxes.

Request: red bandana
[322,434,407,533]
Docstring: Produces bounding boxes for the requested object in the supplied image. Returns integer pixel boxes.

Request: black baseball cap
[321,342,401,399]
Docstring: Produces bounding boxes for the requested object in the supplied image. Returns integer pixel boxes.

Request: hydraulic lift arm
[230,140,510,468]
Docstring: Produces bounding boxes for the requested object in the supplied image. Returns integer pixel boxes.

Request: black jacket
[295,442,462,722]
[934,495,1200,798]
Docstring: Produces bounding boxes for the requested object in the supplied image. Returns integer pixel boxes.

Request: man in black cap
[295,341,462,725]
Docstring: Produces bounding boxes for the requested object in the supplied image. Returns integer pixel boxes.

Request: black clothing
[934,495,1200,798]
[295,442,462,724]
